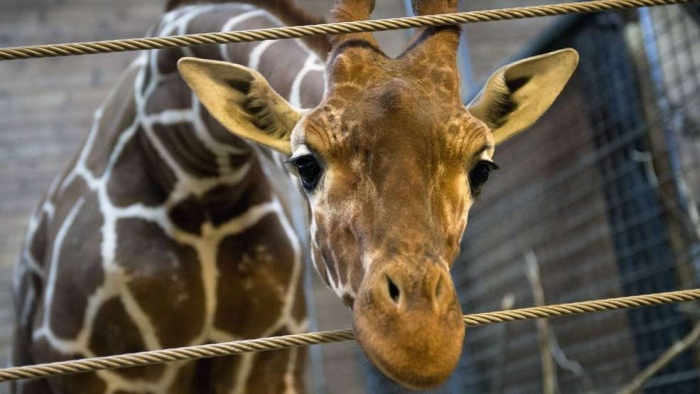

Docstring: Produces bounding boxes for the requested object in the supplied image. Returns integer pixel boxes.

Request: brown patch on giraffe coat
[116,218,206,350]
[168,196,207,235]
[215,15,282,66]
[184,5,261,62]
[49,194,105,339]
[89,296,166,381]
[145,73,193,113]
[245,328,306,393]
[84,68,140,179]
[50,176,90,236]
[29,337,108,393]
[207,182,269,227]
[182,13,279,65]
[187,42,225,66]
[152,122,221,177]
[300,70,325,108]
[291,267,307,322]
[46,369,108,393]
[29,210,49,268]
[206,355,244,392]
[167,159,273,235]
[188,4,250,32]
[257,41,307,99]
[156,47,185,76]
[12,257,39,334]
[114,391,157,394]
[215,213,297,338]
[197,334,306,393]
[165,360,201,394]
[107,130,176,207]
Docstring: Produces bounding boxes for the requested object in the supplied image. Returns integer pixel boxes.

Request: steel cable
[0,0,698,60]
[1,288,699,383]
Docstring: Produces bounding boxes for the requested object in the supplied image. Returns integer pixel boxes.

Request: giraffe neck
[140,3,326,177]
[132,3,326,236]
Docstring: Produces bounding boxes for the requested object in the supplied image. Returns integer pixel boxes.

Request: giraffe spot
[89,296,165,381]
[219,14,283,65]
[115,218,206,350]
[189,6,245,34]
[258,41,306,99]
[12,256,42,332]
[185,6,257,62]
[204,175,271,228]
[29,210,49,268]
[156,47,185,76]
[167,165,273,235]
[115,391,157,394]
[168,196,206,236]
[85,66,139,178]
[107,131,175,207]
[291,274,307,323]
[50,176,90,233]
[245,328,306,394]
[215,214,298,338]
[146,73,192,113]
[49,194,105,340]
[300,70,324,108]
[152,122,220,178]
[30,337,108,393]
[202,355,243,393]
[165,359,202,394]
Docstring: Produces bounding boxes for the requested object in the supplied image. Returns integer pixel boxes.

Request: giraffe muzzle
[353,258,465,389]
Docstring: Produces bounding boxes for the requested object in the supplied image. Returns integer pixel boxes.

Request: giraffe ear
[178,57,302,155]
[467,48,579,145]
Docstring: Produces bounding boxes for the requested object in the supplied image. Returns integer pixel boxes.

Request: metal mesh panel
[452,5,700,393]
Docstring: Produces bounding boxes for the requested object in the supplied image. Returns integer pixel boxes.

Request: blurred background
[1,0,699,393]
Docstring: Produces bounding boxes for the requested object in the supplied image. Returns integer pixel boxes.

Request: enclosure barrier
[0,0,699,60]
[1,289,699,383]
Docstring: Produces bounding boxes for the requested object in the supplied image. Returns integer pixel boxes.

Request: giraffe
[10,0,578,393]
[11,1,329,393]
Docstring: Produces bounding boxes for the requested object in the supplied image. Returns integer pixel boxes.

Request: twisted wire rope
[1,288,699,383]
[0,0,699,61]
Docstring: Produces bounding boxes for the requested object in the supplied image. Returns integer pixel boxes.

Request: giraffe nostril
[386,275,400,304]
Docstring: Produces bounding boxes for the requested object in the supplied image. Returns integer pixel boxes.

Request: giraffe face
[179,14,578,388]
[290,61,493,301]
[288,69,488,387]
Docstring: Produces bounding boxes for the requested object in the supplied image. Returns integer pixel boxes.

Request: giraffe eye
[293,155,323,191]
[469,161,498,195]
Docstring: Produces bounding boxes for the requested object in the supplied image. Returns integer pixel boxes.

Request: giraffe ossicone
[179,0,579,388]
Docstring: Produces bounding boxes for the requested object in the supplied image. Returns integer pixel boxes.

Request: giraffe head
[178,0,578,388]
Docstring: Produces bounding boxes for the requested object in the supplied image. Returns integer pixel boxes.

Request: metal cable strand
[1,288,699,383]
[1,0,698,61]
[0,330,356,382]
[462,289,700,325]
